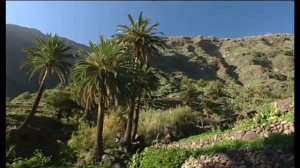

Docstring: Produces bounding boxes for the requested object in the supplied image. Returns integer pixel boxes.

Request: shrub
[6,150,51,168]
[235,118,256,130]
[139,106,197,144]
[68,120,96,163]
[68,114,126,162]
[45,88,82,118]
[103,114,126,148]
[129,148,191,168]
[56,139,77,163]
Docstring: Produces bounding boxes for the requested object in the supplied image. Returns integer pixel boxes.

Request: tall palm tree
[131,66,160,140]
[116,12,165,144]
[71,36,129,162]
[17,34,74,130]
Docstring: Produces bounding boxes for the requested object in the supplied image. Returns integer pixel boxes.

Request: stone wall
[179,120,294,168]
[168,121,293,149]
[181,147,294,168]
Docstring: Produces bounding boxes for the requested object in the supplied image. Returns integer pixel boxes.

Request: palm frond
[21,34,74,83]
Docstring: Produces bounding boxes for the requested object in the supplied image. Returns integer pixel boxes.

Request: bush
[56,139,77,164]
[103,114,126,148]
[68,114,126,162]
[6,150,51,168]
[139,106,197,144]
[45,88,82,118]
[129,148,191,168]
[68,120,96,162]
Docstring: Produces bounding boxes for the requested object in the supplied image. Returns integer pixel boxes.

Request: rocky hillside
[6,25,294,99]
[6,24,90,98]
[154,34,294,88]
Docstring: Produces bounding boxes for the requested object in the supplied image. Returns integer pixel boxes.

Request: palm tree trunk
[94,97,105,162]
[17,68,50,130]
[124,97,135,145]
[124,56,139,145]
[131,95,141,140]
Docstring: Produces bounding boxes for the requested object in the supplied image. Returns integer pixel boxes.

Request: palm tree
[116,12,165,144]
[71,36,129,162]
[131,66,160,140]
[180,77,198,107]
[17,34,74,130]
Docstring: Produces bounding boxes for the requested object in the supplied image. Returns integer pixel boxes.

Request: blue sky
[6,1,294,46]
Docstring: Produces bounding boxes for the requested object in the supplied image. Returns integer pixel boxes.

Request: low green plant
[6,150,51,168]
[254,102,279,124]
[129,148,191,168]
[174,129,231,145]
[234,118,256,130]
[6,145,16,162]
[279,111,294,122]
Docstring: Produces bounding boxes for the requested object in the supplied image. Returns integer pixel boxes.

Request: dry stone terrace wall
[166,121,293,150]
[178,120,294,168]
[181,147,294,168]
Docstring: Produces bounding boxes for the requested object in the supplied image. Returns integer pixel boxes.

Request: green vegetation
[6,12,294,168]
[6,150,52,168]
[139,106,197,144]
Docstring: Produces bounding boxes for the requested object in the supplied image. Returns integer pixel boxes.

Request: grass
[173,129,231,145]
[278,111,294,122]
[173,111,294,145]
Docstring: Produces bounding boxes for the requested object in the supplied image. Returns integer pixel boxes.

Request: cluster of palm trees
[16,12,165,162]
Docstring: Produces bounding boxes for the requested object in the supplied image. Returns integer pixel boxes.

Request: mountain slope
[151,34,294,100]
[6,24,90,98]
[6,24,294,100]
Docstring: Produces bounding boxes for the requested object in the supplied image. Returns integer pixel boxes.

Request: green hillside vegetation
[6,12,294,168]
